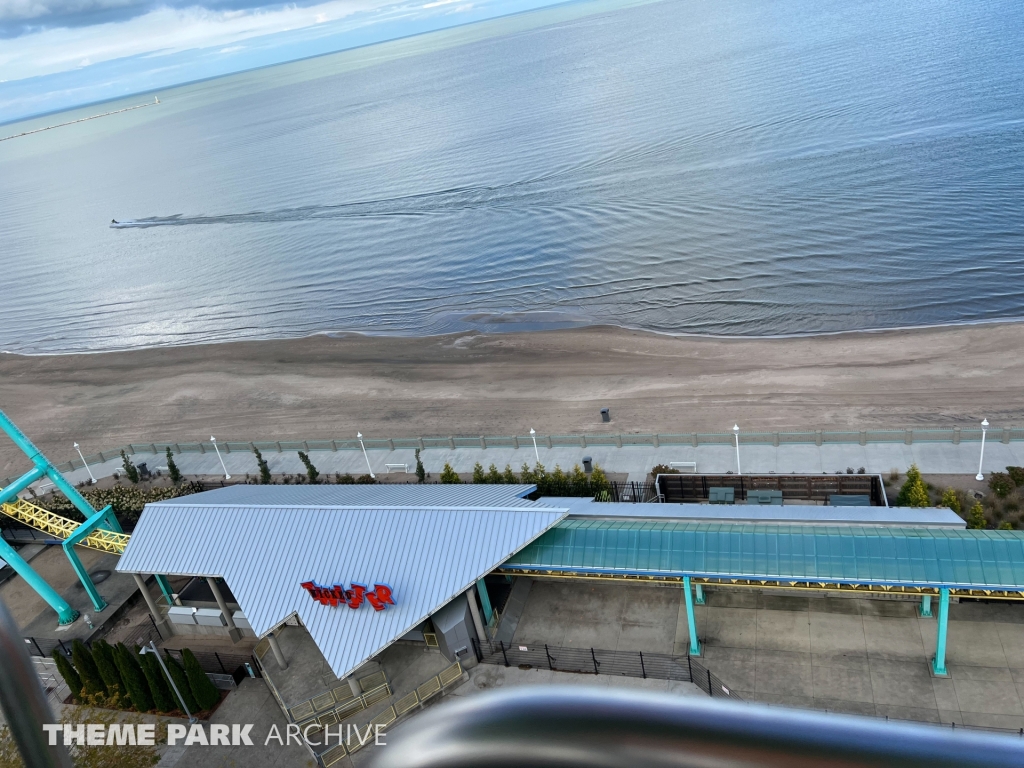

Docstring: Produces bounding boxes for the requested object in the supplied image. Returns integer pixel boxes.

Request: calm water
[2,0,1023,353]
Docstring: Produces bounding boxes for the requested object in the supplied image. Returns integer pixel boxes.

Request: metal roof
[538,498,966,528]
[118,502,566,678]
[502,520,1024,591]
[161,483,541,508]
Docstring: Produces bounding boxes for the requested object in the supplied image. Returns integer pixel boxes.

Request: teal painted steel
[932,588,950,676]
[683,576,700,656]
[155,575,174,603]
[503,520,1024,591]
[0,467,46,502]
[0,538,79,624]
[919,595,932,618]
[62,505,115,612]
[694,583,705,605]
[477,579,493,624]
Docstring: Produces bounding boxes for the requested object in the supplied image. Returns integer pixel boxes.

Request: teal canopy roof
[502,520,1024,591]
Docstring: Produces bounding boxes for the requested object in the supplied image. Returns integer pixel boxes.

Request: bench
[385,464,409,474]
[669,461,697,473]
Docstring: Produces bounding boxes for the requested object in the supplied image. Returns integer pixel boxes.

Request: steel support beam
[695,583,705,605]
[61,505,116,612]
[683,576,700,657]
[0,538,78,624]
[207,577,242,643]
[918,594,932,618]
[477,579,493,624]
[932,588,950,676]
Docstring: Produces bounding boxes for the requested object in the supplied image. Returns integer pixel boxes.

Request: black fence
[600,481,659,503]
[656,473,886,506]
[473,640,739,700]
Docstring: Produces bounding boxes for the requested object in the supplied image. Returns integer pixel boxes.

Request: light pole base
[976,474,984,481]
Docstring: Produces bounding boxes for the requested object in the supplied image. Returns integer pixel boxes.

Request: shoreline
[3,322,1024,475]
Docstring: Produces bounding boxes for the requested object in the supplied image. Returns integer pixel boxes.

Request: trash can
[137,462,151,480]
[600,408,610,423]
[582,456,593,473]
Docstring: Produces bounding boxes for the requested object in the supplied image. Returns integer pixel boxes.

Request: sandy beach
[2,323,1024,476]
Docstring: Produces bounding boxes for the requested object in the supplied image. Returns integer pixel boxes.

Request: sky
[0,0,565,123]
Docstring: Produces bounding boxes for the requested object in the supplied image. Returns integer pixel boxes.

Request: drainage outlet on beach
[601,408,610,423]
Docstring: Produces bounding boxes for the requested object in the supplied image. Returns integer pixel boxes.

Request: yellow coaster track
[0,496,130,554]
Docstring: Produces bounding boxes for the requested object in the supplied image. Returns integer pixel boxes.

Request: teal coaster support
[931,588,950,676]
[155,575,175,604]
[683,576,701,657]
[477,579,493,624]
[695,583,705,605]
[919,594,932,618]
[62,505,117,612]
[0,537,79,624]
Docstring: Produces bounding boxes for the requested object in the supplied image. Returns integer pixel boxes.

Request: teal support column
[61,505,116,612]
[0,466,46,503]
[683,576,701,657]
[931,588,950,676]
[476,579,493,624]
[155,575,175,604]
[695,583,705,605]
[0,538,78,624]
[919,594,932,618]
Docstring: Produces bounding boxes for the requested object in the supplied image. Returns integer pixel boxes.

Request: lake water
[1,0,1023,353]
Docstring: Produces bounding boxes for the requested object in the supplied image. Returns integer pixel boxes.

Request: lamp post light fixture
[976,418,989,482]
[530,428,540,464]
[73,442,95,483]
[140,642,196,724]
[733,424,742,476]
[357,433,375,479]
[210,437,231,480]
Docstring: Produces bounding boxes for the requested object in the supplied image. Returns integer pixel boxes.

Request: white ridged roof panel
[158,483,541,507]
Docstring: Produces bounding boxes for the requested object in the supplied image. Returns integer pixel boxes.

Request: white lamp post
[733,424,742,476]
[210,436,230,480]
[357,433,375,478]
[976,418,989,481]
[530,428,540,464]
[140,642,196,724]
[74,442,96,483]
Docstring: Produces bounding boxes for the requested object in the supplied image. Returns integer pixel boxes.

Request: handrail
[366,686,1024,768]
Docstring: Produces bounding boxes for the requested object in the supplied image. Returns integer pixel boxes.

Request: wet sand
[2,323,1023,475]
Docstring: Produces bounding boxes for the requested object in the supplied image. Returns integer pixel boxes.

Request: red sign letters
[300,581,396,611]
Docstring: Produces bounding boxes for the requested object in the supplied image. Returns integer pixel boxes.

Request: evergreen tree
[253,447,272,484]
[166,448,182,484]
[472,462,486,483]
[182,649,220,710]
[940,488,961,514]
[590,465,610,496]
[570,464,589,494]
[120,450,140,484]
[298,451,319,483]
[91,640,125,700]
[52,649,83,702]
[519,463,536,485]
[440,463,461,484]
[71,640,107,697]
[414,449,426,483]
[113,643,153,711]
[486,463,502,484]
[896,464,929,508]
[502,464,517,484]
[138,651,175,712]
[164,653,199,713]
[966,502,987,529]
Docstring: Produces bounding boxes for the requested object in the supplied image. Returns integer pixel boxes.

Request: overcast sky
[0,0,561,123]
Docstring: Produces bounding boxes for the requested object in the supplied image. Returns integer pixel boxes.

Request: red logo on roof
[300,581,396,611]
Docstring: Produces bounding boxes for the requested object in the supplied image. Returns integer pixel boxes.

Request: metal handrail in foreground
[366,686,1024,768]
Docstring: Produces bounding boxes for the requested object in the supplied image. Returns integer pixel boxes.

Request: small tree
[164,654,199,713]
[940,488,961,514]
[966,501,986,529]
[165,448,182,484]
[999,520,1015,530]
[182,649,220,710]
[72,640,107,697]
[253,447,272,484]
[52,650,83,702]
[415,449,426,483]
[896,464,929,508]
[138,650,175,713]
[989,472,1014,498]
[298,451,320,483]
[356,474,376,484]
[502,464,517,484]
[1007,466,1024,486]
[472,462,486,484]
[91,640,125,700]
[336,472,355,484]
[114,643,153,712]
[440,463,461,484]
[120,450,140,484]
[486,464,502,484]
[590,465,610,497]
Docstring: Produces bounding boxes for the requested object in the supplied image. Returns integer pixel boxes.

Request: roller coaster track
[0,497,130,554]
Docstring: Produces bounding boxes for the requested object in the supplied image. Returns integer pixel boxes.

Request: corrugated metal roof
[118,503,565,678]
[538,497,966,528]
[503,520,1024,590]
[156,484,541,508]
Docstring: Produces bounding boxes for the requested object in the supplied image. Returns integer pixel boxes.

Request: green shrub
[1007,467,1024,486]
[486,463,502,484]
[165,448,182,484]
[650,464,680,477]
[940,488,961,514]
[999,520,1015,530]
[440,463,461,484]
[415,450,425,483]
[502,464,517,484]
[966,502,987,529]
[37,481,203,525]
[71,640,107,697]
[114,643,153,712]
[989,472,1015,498]
[335,472,355,484]
[91,640,125,700]
[355,474,376,484]
[472,463,486,483]
[254,447,271,484]
[138,651,175,713]
[298,451,319,483]
[52,650,83,702]
[182,649,220,711]
[896,464,929,508]
[120,450,140,484]
[164,654,199,713]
